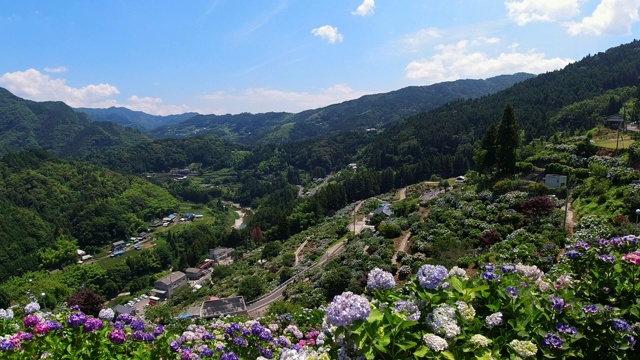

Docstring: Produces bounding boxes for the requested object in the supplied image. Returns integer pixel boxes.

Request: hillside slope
[148,73,535,144]
[0,88,152,157]
[76,106,198,131]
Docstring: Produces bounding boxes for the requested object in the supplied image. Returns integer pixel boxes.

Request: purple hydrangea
[0,338,15,351]
[69,304,81,311]
[221,352,240,360]
[367,267,396,291]
[45,320,63,331]
[24,302,41,314]
[599,254,616,263]
[143,332,155,343]
[542,333,563,349]
[200,346,214,357]
[506,286,518,298]
[109,329,127,344]
[556,322,578,337]
[548,296,565,312]
[112,321,126,329]
[260,348,274,359]
[130,319,146,331]
[83,318,104,333]
[611,318,632,333]
[417,264,449,289]
[326,291,371,327]
[500,263,517,274]
[116,313,133,324]
[232,337,248,347]
[574,241,591,250]
[154,325,166,336]
[225,322,242,334]
[67,312,87,328]
[583,304,599,314]
[23,314,40,327]
[131,330,145,341]
[482,271,501,281]
[565,250,582,260]
[626,335,636,347]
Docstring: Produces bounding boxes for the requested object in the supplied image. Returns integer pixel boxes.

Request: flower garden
[2,233,640,359]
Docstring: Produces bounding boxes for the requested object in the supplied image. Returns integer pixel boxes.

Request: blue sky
[1,0,639,115]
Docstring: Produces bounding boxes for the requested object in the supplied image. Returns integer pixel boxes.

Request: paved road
[246,239,346,318]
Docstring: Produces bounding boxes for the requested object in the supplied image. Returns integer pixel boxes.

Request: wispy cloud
[566,0,640,36]
[234,0,288,39]
[312,25,344,44]
[200,84,366,114]
[352,0,375,16]
[44,67,67,73]
[505,0,582,25]
[405,38,573,84]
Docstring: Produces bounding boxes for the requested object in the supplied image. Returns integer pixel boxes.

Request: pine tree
[496,104,520,176]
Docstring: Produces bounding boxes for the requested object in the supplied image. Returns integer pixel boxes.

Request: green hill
[75,106,198,131]
[0,88,152,157]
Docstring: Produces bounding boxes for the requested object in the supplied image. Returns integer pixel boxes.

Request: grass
[592,136,635,149]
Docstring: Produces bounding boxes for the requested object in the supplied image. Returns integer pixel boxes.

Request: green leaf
[368,308,384,322]
[450,276,464,293]
[442,350,456,360]
[414,345,429,358]
[396,341,417,351]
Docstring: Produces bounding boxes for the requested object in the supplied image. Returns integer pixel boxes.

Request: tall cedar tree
[474,123,498,174]
[496,104,520,176]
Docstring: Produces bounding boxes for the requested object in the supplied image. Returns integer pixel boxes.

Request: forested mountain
[148,73,535,143]
[0,88,152,157]
[352,40,640,182]
[76,106,198,131]
[0,150,180,281]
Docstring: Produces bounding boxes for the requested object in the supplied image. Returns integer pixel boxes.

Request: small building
[372,205,393,217]
[112,241,126,253]
[81,254,93,262]
[194,214,204,219]
[76,249,86,257]
[544,174,568,189]
[200,296,247,319]
[152,271,188,299]
[150,220,163,227]
[606,114,624,129]
[184,213,196,221]
[210,247,234,262]
[185,267,205,280]
[455,176,466,183]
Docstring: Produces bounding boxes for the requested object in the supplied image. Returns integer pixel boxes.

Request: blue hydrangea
[542,333,563,349]
[426,304,460,339]
[506,286,518,298]
[548,296,565,312]
[24,302,40,314]
[98,308,115,321]
[611,318,632,333]
[417,264,449,289]
[367,267,396,291]
[326,291,371,327]
[565,250,582,260]
[485,312,503,329]
[556,322,578,337]
[393,300,421,321]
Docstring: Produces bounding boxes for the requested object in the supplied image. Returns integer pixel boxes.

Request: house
[138,231,149,240]
[606,114,624,129]
[184,213,196,221]
[348,163,358,170]
[372,205,393,217]
[210,247,234,262]
[200,296,247,319]
[455,176,466,183]
[544,174,568,189]
[194,214,204,219]
[76,249,86,257]
[81,254,93,262]
[152,271,188,299]
[112,241,126,252]
[185,267,205,280]
[150,220,164,227]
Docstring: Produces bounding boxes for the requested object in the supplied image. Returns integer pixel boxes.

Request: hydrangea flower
[556,322,578,337]
[98,308,115,321]
[0,338,15,351]
[0,308,14,320]
[548,296,565,312]
[599,254,616,263]
[367,267,396,291]
[509,339,537,358]
[611,318,632,332]
[417,264,449,289]
[622,252,640,265]
[426,305,460,338]
[565,250,583,260]
[506,286,518,298]
[485,312,502,329]
[220,352,240,360]
[542,333,563,349]
[423,333,448,352]
[83,318,104,333]
[482,271,501,281]
[470,334,491,347]
[116,313,133,324]
[67,311,87,328]
[448,266,468,280]
[130,319,146,331]
[393,300,421,321]
[582,304,599,314]
[109,329,127,344]
[24,302,40,314]
[326,292,370,327]
[455,301,476,321]
[23,314,40,327]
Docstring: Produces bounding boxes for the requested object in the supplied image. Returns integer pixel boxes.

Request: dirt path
[294,240,307,266]
[233,210,245,229]
[564,203,577,238]
[397,187,407,200]
[348,201,374,234]
[391,231,411,266]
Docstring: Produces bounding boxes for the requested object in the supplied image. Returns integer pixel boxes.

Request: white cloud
[505,0,583,25]
[352,0,375,16]
[311,25,344,44]
[402,27,442,52]
[566,0,640,36]
[0,68,189,115]
[0,68,119,108]
[44,66,67,73]
[200,84,366,114]
[405,38,573,84]
[126,95,190,115]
